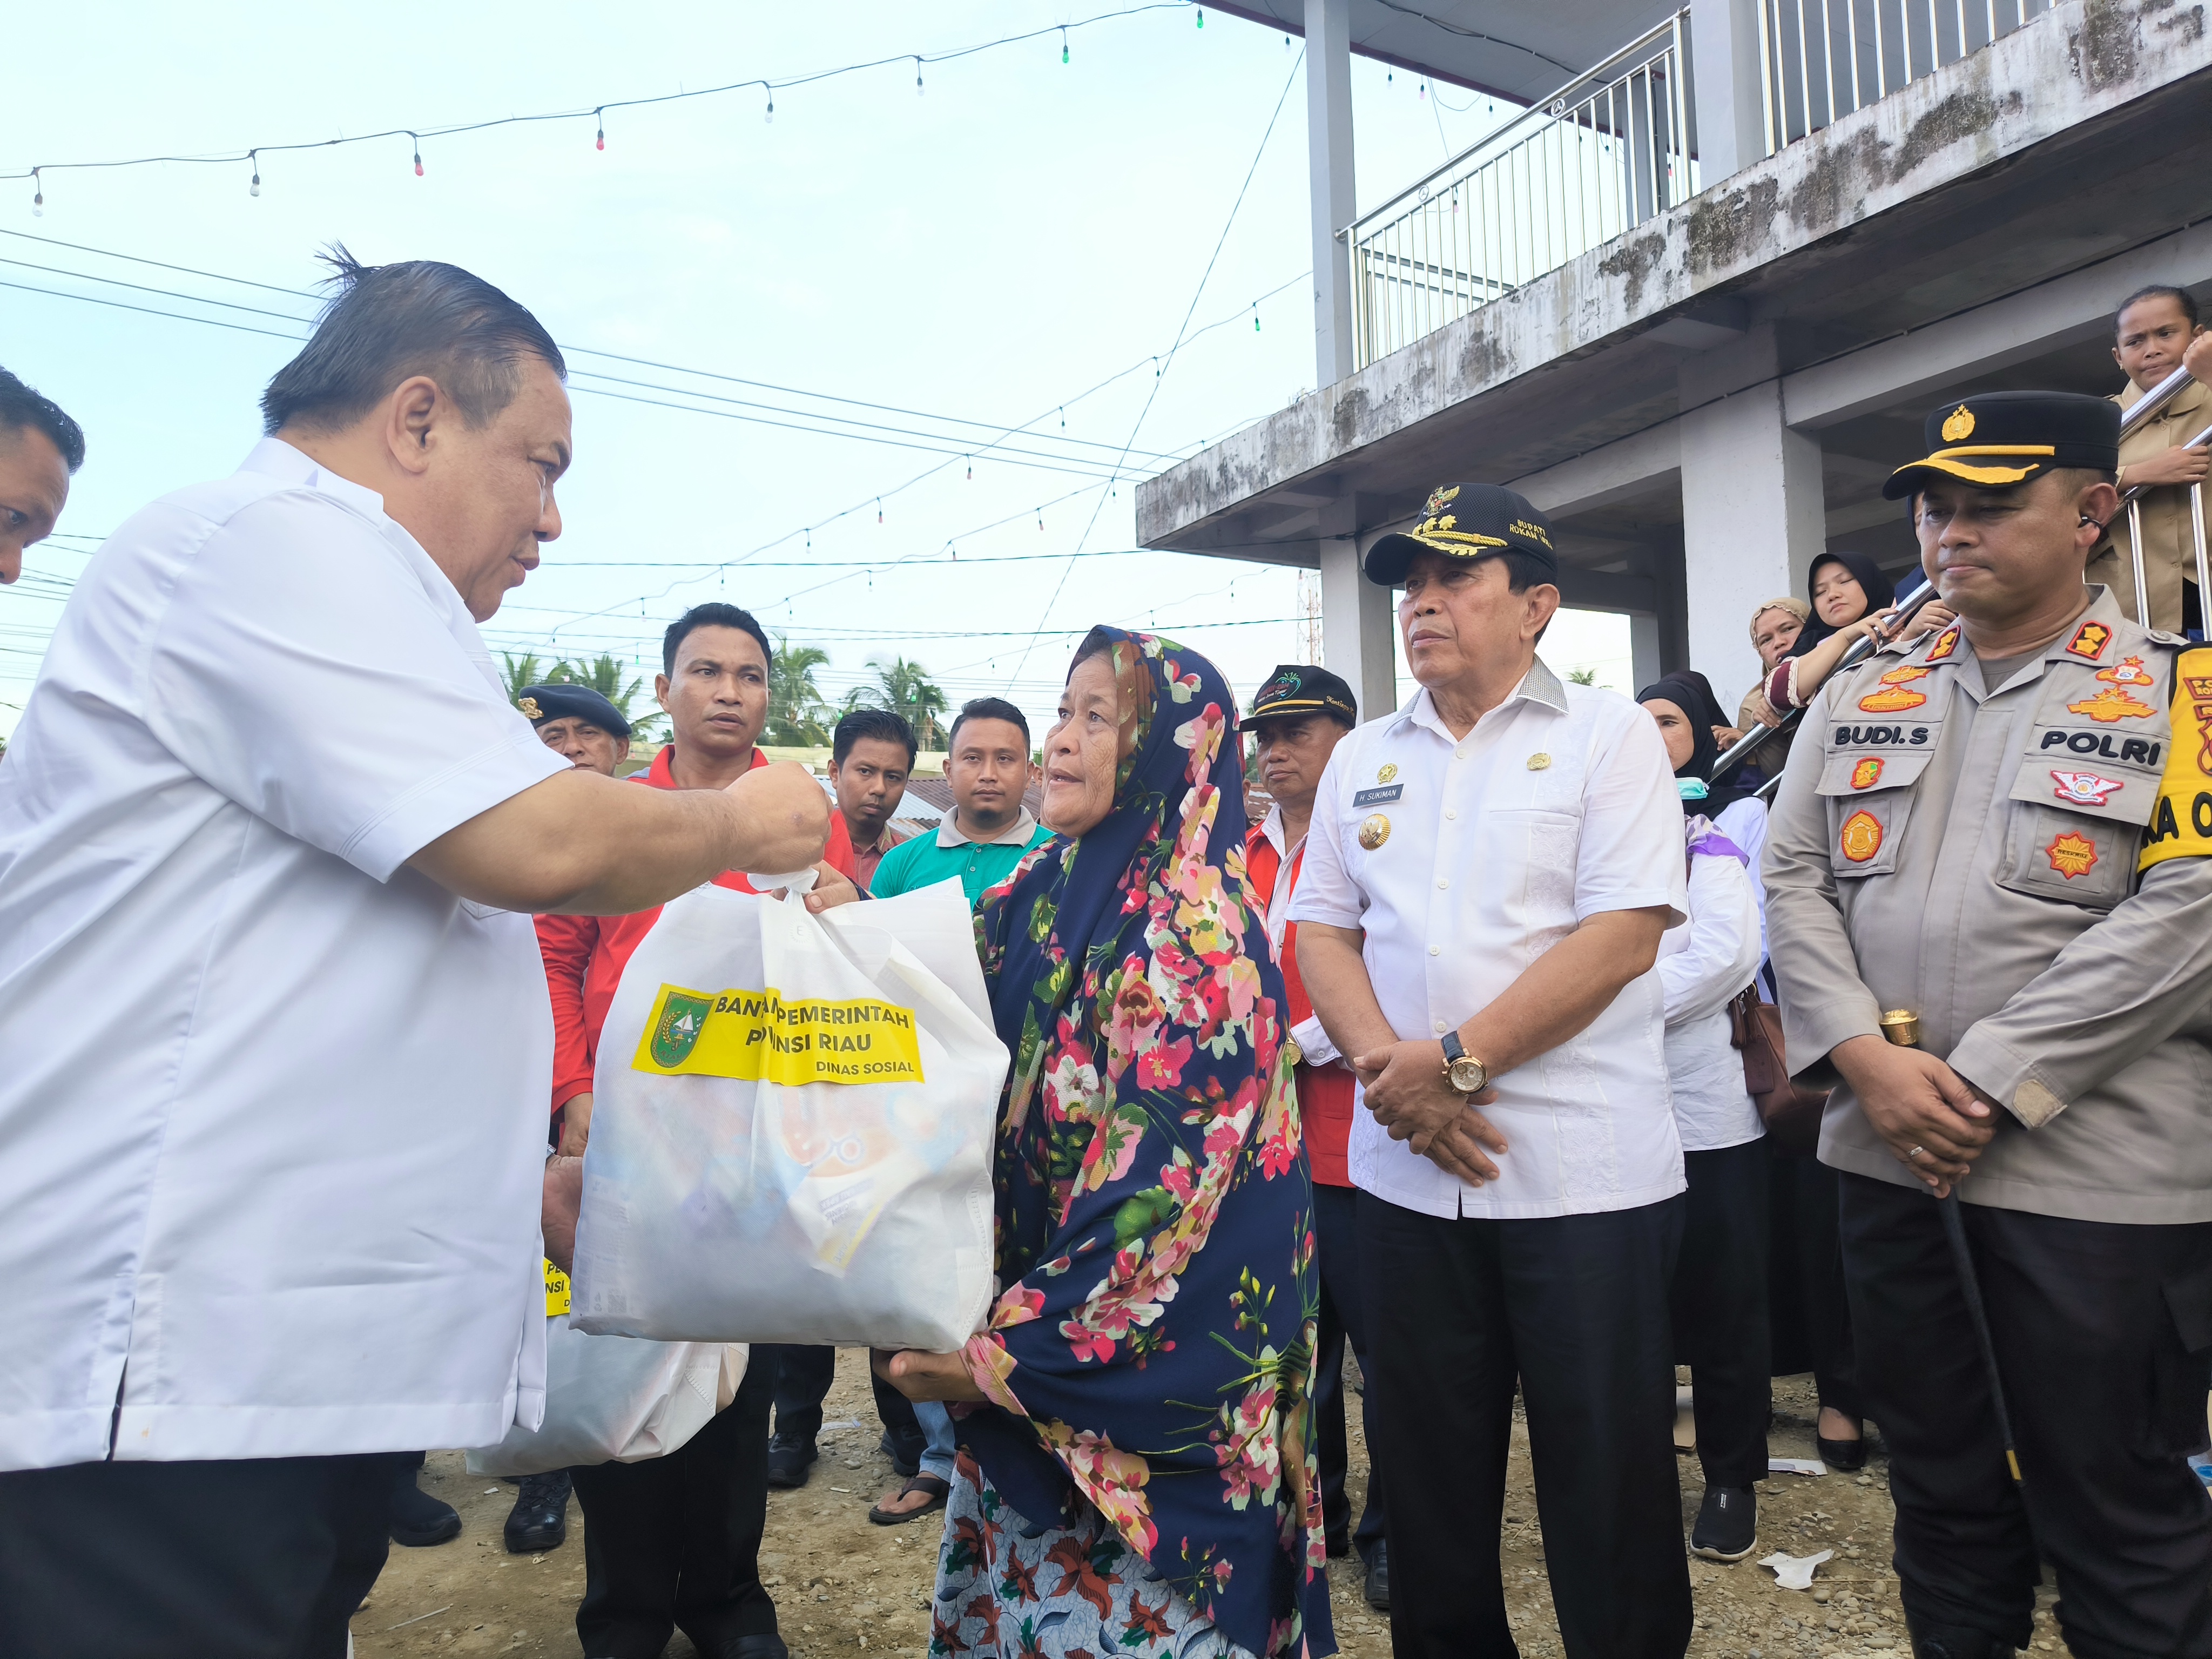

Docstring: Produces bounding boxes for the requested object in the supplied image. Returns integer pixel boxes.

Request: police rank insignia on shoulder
[1358,814,1392,850]
[1858,665,1931,713]
[1840,809,1883,863]
[1924,627,1960,663]
[2066,686,2155,723]
[2066,621,2113,661]
[1851,757,1884,790]
[2098,655,2156,687]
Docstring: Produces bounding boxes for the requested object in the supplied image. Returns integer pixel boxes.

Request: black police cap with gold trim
[518,682,632,739]
[1881,390,2120,500]
[1247,663,1357,728]
[1363,482,1559,586]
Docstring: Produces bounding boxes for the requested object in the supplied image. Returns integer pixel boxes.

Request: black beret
[1883,390,2120,499]
[1364,482,1559,586]
[517,683,631,739]
[1248,663,1357,727]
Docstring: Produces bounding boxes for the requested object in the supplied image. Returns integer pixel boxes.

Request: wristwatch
[1439,1031,1489,1095]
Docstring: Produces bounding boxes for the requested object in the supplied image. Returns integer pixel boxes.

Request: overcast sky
[2,1,1633,740]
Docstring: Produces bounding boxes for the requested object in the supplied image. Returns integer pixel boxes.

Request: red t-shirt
[1244,824,1356,1188]
[536,747,857,1112]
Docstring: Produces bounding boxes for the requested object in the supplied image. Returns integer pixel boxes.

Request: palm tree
[501,651,547,705]
[766,635,834,746]
[844,655,948,747]
[548,652,666,740]
[1566,666,1600,686]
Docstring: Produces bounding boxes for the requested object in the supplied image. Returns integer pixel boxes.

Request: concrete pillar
[1320,537,1398,722]
[1688,0,1768,183]
[1306,0,1357,387]
[1679,381,1826,708]
[1630,615,1664,696]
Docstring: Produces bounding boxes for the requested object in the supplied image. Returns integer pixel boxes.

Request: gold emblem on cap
[1527,752,1552,771]
[1358,814,1392,850]
[1377,763,1399,784]
[517,697,542,719]
[1941,404,1976,442]
[1424,484,1461,517]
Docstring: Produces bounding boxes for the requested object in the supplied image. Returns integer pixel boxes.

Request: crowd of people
[3,259,2212,1659]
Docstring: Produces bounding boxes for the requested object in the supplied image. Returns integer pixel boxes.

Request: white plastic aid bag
[466,1320,745,1478]
[570,878,1006,1351]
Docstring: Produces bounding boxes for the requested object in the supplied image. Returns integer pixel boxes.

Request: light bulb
[412,134,424,177]
[915,57,925,95]
[1196,6,1203,25]
[596,110,605,151]
[765,91,775,124]
[1062,28,1069,63]
[249,151,261,197]
[31,170,42,216]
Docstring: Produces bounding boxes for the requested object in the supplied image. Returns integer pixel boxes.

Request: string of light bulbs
[6,3,1200,211]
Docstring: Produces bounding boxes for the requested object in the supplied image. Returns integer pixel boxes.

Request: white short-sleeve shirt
[1286,658,1689,1220]
[0,439,571,1472]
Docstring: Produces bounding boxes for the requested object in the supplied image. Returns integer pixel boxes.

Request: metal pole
[2194,482,2210,623]
[1711,575,1940,781]
[2120,364,2196,439]
[2127,498,2152,629]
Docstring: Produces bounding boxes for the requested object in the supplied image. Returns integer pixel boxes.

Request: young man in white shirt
[0,252,830,1657]
[1291,483,1694,1658]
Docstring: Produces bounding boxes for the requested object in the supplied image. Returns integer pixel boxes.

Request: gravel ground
[351,1354,2069,1658]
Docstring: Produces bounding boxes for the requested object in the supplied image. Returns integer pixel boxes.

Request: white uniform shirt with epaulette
[1763,583,2212,1224]
[1287,657,1690,1221]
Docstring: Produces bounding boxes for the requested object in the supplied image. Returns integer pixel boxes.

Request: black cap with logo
[1247,663,1357,729]
[1363,482,1560,587]
[1882,390,2121,500]
[517,682,633,739]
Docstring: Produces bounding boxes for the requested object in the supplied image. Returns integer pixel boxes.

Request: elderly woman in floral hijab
[874,627,1333,1658]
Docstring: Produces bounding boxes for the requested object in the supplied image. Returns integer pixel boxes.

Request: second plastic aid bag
[570,877,1007,1352]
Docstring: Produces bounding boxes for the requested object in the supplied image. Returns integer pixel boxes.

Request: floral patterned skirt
[931,1451,1254,1659]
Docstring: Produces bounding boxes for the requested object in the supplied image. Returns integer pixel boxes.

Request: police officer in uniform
[521,680,635,778]
[1764,391,2212,1658]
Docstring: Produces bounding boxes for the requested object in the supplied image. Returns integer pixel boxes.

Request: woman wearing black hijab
[1760,551,1952,713]
[1638,675,1772,1561]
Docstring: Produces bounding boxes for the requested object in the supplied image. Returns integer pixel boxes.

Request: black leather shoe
[1363,1541,1390,1611]
[504,1468,571,1553]
[389,1468,462,1547]
[727,1635,790,1659]
[1690,1486,1758,1561]
[1817,1432,1869,1472]
[1325,1528,1351,1559]
[1908,1621,2016,1659]
[766,1432,818,1489]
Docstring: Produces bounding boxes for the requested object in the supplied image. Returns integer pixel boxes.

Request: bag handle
[746,867,819,896]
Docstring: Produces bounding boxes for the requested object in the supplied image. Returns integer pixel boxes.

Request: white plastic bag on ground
[570,878,1006,1350]
[466,1313,745,1477]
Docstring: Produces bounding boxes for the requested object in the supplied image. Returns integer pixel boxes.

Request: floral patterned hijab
[962,628,1331,1657]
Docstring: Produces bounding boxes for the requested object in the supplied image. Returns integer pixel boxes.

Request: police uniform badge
[1851,758,1884,790]
[2046,831,2099,880]
[2065,622,2113,662]
[2066,686,2155,724]
[1840,810,1884,863]
[1858,665,1931,714]
[2098,655,2156,687]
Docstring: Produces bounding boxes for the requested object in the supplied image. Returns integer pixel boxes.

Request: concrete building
[1140,0,2212,715]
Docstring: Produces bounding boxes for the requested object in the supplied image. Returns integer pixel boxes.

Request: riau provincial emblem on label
[2066,686,2155,724]
[2046,830,2099,880]
[1840,810,1884,864]
[1851,757,1884,790]
[1358,814,1392,850]
[650,990,714,1068]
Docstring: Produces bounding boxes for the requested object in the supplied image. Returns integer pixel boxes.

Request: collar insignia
[1924,627,1960,663]
[2065,622,2113,661]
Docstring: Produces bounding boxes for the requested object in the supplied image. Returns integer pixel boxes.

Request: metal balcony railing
[1758,0,2057,152]
[1346,11,1697,370]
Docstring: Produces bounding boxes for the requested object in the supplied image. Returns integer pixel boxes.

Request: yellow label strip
[630,983,925,1085]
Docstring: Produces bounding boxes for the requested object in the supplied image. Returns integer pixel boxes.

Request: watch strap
[1440,1030,1465,1065]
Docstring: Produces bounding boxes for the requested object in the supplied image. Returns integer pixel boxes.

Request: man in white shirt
[1292,483,1693,1658]
[0,364,83,587]
[0,251,829,1658]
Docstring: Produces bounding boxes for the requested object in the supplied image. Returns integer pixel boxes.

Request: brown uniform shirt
[1763,585,2212,1224]
[2085,377,2212,631]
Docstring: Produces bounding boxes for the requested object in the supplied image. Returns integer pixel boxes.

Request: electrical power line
[5,4,1196,191]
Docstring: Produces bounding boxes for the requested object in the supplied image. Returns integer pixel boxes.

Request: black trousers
[1671,1139,1772,1490]
[1768,1152,1862,1419]
[571,1357,780,1659]
[0,1451,400,1658]
[1358,1189,1691,1659]
[1839,1172,2212,1657]
[1311,1181,1386,1560]
[762,1343,921,1453]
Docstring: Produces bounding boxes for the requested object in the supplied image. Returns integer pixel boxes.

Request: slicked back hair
[2115,284,2200,333]
[663,602,772,678]
[0,365,86,473]
[833,707,919,767]
[260,245,565,435]
[950,696,1030,751]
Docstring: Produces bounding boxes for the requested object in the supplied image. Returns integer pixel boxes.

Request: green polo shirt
[869,809,1053,906]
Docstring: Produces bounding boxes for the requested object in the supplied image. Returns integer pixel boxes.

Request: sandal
[867,1473,950,1526]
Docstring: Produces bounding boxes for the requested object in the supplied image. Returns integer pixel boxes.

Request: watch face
[1448,1056,1486,1093]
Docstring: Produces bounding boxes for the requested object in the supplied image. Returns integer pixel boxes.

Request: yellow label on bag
[544,1258,571,1317]
[631,983,925,1085]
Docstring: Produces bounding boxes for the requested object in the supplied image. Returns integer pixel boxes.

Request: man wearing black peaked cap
[1764,390,2212,1658]
[1290,482,1696,1656]
[520,681,633,775]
